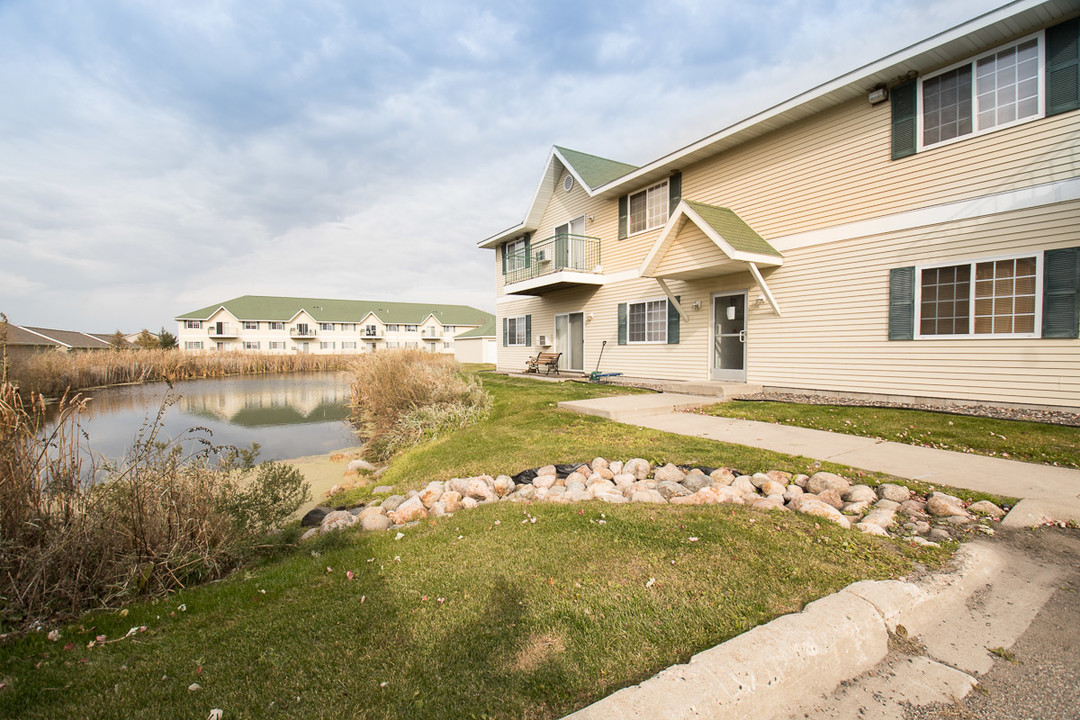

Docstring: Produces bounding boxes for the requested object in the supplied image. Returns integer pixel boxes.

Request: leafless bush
[0,365,309,628]
[347,350,490,460]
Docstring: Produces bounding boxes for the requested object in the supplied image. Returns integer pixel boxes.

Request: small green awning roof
[683,201,782,258]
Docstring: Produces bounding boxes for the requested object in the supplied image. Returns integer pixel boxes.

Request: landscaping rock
[683,473,711,492]
[609,460,623,475]
[855,522,889,537]
[632,489,667,504]
[301,506,332,527]
[671,488,720,505]
[510,484,536,501]
[624,458,651,481]
[783,485,804,503]
[362,514,393,531]
[460,497,479,509]
[446,477,470,496]
[591,457,609,472]
[532,474,557,490]
[760,479,787,496]
[419,482,444,508]
[877,483,911,503]
[537,465,556,477]
[710,468,736,485]
[358,505,385,519]
[441,491,463,513]
[587,479,616,497]
[612,473,636,489]
[968,500,1005,518]
[817,488,844,510]
[732,475,757,496]
[906,536,940,548]
[751,472,771,489]
[793,473,811,488]
[903,521,932,535]
[597,492,629,504]
[465,478,494,502]
[861,509,896,530]
[300,527,319,541]
[372,485,394,495]
[389,496,428,524]
[493,475,515,498]
[794,498,851,528]
[807,472,850,495]
[566,471,588,486]
[657,481,692,500]
[750,496,787,512]
[944,515,974,526]
[566,480,586,495]
[347,459,375,473]
[381,495,406,512]
[648,462,682,483]
[873,499,901,512]
[842,485,878,504]
[926,492,970,518]
[900,500,928,517]
[321,510,358,533]
[929,528,952,542]
[842,501,873,514]
[766,470,794,485]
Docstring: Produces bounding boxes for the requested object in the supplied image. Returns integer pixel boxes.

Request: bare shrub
[0,367,309,628]
[348,350,490,460]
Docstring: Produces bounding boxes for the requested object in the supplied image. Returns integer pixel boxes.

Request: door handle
[739,330,746,343]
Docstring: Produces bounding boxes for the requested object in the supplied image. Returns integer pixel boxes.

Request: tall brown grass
[0,364,310,628]
[9,348,352,397]
[348,350,490,460]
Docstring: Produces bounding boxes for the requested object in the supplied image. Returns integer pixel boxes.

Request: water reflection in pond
[62,372,357,462]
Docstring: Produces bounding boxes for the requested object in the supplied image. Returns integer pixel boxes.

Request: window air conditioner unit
[538,335,549,346]
[535,249,547,262]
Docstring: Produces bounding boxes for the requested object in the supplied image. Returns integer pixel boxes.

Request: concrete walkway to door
[558,393,1080,520]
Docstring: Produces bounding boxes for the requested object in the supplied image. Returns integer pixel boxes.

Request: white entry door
[554,312,584,371]
[711,292,747,382]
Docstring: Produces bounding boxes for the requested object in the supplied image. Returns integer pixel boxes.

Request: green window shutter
[888,267,916,340]
[502,317,508,347]
[554,225,568,268]
[667,296,680,344]
[501,244,507,274]
[1043,247,1080,339]
[891,81,917,160]
[1048,18,1080,117]
[617,303,627,345]
[618,195,628,239]
[668,172,682,216]
[525,315,532,346]
[523,233,532,268]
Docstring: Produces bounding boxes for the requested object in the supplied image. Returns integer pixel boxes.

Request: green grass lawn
[0,373,955,719]
[0,502,943,720]
[698,401,1080,469]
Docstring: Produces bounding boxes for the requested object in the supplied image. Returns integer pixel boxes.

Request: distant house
[479,1,1080,410]
[174,295,494,357]
[1,323,130,366]
[2,323,64,365]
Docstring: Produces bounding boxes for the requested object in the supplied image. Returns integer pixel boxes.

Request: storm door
[711,292,747,382]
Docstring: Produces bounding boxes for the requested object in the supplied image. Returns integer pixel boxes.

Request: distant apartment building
[174,296,493,356]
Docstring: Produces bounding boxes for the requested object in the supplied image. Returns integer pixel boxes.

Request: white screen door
[711,292,746,381]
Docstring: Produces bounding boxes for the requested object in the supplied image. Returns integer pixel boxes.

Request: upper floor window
[269,322,284,330]
[504,238,527,271]
[242,321,259,330]
[920,35,1042,150]
[629,181,668,234]
[184,320,202,329]
[387,324,399,332]
[444,325,455,334]
[405,325,418,332]
[319,322,334,331]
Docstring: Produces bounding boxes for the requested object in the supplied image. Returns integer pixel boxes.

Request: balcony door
[554,312,584,371]
[554,216,586,270]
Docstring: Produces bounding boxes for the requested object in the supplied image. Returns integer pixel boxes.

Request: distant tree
[158,327,178,350]
[133,329,159,350]
[108,330,127,350]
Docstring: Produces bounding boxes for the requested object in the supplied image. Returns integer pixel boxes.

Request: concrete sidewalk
[559,394,1080,511]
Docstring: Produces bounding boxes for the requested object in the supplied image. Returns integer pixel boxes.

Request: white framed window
[628,181,669,235]
[242,321,259,330]
[340,323,355,332]
[919,33,1043,150]
[915,254,1041,338]
[342,341,357,349]
[405,325,418,332]
[184,320,202,329]
[243,341,260,350]
[442,342,451,349]
[386,341,399,349]
[405,342,418,349]
[269,341,285,350]
[320,341,335,350]
[506,316,527,346]
[504,239,527,272]
[269,322,284,330]
[628,298,668,343]
[444,325,455,334]
[387,324,399,332]
[184,340,203,349]
[319,322,334,331]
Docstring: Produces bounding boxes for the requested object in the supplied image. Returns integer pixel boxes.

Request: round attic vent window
[563,174,574,192]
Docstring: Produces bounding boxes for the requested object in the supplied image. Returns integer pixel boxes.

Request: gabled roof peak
[553,146,638,190]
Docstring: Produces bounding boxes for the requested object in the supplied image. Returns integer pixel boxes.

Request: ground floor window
[243,341,260,350]
[506,316,528,346]
[919,255,1038,337]
[184,341,203,349]
[628,299,668,343]
[342,341,357,349]
[320,341,335,350]
[269,341,285,350]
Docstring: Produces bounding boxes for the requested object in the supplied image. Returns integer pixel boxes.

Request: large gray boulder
[807,472,850,495]
[842,485,878,504]
[877,483,912,503]
[654,463,686,484]
[361,514,393,531]
[657,481,692,500]
[624,458,652,481]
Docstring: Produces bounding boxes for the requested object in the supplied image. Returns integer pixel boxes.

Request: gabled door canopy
[641,200,784,316]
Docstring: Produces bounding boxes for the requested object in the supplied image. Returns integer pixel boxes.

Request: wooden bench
[526,352,562,375]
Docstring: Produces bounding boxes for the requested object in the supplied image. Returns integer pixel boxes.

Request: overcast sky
[1,0,995,332]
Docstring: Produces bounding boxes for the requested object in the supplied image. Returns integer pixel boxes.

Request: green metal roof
[176,295,494,326]
[684,201,782,258]
[554,146,638,190]
[455,318,496,338]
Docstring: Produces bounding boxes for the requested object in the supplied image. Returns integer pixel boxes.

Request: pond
[55,372,357,463]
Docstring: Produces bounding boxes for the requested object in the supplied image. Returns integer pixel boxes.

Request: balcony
[421,328,442,339]
[361,327,383,340]
[290,326,317,338]
[503,234,604,295]
[207,324,238,338]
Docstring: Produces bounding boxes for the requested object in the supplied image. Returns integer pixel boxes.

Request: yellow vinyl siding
[651,224,730,277]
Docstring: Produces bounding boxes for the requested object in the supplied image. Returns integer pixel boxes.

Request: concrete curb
[562,543,999,720]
